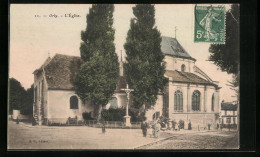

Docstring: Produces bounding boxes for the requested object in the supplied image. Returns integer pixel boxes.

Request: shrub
[129,110,146,122]
[101,107,125,121]
[82,112,94,120]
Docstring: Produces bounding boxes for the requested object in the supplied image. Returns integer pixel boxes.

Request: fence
[85,120,141,129]
[43,118,141,129]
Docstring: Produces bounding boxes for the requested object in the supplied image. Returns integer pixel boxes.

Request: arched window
[174,90,183,111]
[109,97,118,109]
[181,64,186,72]
[70,96,78,109]
[192,90,200,111]
[211,94,215,111]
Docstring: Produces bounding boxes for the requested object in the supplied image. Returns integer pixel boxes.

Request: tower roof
[161,36,196,61]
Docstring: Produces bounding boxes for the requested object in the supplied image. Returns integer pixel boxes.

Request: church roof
[221,102,237,111]
[43,54,82,90]
[38,54,127,91]
[165,70,217,87]
[161,36,196,61]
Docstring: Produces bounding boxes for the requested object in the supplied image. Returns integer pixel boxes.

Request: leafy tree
[209,4,240,75]
[21,85,34,115]
[8,78,26,114]
[209,4,240,131]
[74,4,119,120]
[124,4,167,113]
[80,4,115,62]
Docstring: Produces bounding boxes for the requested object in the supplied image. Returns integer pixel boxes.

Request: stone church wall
[47,90,94,123]
[164,56,195,72]
[172,113,217,130]
[33,71,48,125]
[168,82,219,129]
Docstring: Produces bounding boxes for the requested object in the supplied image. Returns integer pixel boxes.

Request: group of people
[141,119,193,137]
[141,120,161,138]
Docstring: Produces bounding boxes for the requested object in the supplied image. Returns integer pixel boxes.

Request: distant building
[33,36,220,128]
[219,101,238,128]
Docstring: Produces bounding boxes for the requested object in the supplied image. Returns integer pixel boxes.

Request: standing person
[152,121,156,137]
[16,117,19,124]
[102,123,106,134]
[188,121,192,130]
[154,121,161,138]
[172,120,176,131]
[147,123,153,137]
[177,122,180,131]
[168,121,172,130]
[141,121,148,137]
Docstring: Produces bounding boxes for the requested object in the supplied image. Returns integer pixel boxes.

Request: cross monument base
[124,116,131,127]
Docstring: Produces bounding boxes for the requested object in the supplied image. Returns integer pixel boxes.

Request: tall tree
[21,85,34,115]
[74,4,119,120]
[209,4,240,75]
[124,4,167,113]
[8,78,26,114]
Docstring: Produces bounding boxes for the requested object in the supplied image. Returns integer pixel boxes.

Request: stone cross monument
[121,84,134,127]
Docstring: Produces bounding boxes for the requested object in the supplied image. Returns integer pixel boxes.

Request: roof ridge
[54,53,81,58]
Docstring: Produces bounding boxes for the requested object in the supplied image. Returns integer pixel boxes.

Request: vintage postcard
[8,4,240,149]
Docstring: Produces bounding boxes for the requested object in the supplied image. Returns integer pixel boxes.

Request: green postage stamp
[194,5,225,43]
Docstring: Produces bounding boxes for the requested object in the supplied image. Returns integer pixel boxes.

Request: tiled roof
[165,70,217,86]
[161,36,196,61]
[38,54,126,92]
[221,103,238,111]
[43,54,82,90]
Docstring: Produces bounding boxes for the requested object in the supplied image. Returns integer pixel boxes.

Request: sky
[9,4,237,102]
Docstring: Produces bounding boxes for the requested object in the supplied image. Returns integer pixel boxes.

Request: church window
[109,97,118,109]
[211,94,215,111]
[174,90,183,111]
[192,90,200,111]
[181,64,186,72]
[70,96,78,109]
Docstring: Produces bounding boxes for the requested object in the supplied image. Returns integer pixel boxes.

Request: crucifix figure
[121,84,134,126]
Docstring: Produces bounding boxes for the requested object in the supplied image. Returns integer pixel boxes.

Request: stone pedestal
[124,116,131,127]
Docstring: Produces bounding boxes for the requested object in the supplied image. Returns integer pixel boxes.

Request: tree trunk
[138,104,146,115]
[93,102,102,121]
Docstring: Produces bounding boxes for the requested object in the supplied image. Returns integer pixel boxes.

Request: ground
[8,120,239,149]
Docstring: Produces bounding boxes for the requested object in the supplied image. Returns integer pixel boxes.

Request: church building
[33,36,220,129]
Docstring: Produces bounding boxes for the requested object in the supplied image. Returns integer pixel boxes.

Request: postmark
[194,5,226,43]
